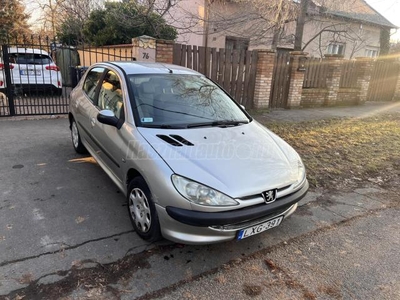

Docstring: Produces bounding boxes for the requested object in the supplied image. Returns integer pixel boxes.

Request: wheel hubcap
[129,188,151,233]
[71,122,79,148]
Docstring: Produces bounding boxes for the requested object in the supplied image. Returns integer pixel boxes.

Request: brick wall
[355,57,374,104]
[301,89,327,107]
[337,88,360,105]
[156,40,174,64]
[302,88,359,107]
[324,55,343,106]
[253,50,276,109]
[394,69,400,101]
[287,52,307,108]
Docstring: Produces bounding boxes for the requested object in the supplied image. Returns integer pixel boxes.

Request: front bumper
[158,180,309,244]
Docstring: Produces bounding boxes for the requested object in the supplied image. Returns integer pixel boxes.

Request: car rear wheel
[71,118,87,154]
[128,176,162,242]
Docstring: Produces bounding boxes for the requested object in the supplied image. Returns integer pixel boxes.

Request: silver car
[69,62,308,244]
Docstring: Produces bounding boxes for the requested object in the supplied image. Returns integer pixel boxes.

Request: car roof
[100,61,202,76]
[8,47,51,55]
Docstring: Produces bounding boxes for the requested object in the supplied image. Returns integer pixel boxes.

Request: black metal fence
[0,35,134,117]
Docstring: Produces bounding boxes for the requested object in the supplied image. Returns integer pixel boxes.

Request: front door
[90,69,127,183]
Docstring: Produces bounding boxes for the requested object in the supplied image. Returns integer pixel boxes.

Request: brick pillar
[253,50,276,109]
[156,39,174,64]
[355,57,374,104]
[392,63,400,101]
[287,51,307,108]
[324,54,343,106]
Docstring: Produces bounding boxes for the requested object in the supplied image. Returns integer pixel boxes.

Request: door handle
[91,117,96,127]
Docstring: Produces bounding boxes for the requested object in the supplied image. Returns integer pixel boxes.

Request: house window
[365,49,378,58]
[225,36,250,52]
[326,43,345,55]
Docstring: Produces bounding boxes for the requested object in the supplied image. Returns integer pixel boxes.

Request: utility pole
[294,0,309,51]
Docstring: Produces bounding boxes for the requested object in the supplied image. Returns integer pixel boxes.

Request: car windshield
[128,74,250,128]
[9,53,52,65]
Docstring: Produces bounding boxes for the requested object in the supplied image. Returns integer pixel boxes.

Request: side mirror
[240,104,246,110]
[97,110,123,129]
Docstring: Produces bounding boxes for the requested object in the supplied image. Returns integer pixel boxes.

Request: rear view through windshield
[9,53,52,65]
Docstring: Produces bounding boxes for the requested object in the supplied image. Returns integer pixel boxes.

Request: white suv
[0,47,63,95]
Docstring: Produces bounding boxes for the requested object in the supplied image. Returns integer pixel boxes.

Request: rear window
[9,53,52,65]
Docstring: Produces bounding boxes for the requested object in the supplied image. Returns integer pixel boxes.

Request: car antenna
[161,63,173,73]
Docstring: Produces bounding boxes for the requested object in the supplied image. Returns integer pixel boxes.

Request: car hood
[138,121,301,198]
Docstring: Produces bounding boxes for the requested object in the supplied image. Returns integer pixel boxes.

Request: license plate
[20,70,41,76]
[237,216,283,240]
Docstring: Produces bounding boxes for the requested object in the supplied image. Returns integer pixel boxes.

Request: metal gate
[270,51,292,109]
[0,37,134,117]
[367,60,400,102]
[0,42,71,117]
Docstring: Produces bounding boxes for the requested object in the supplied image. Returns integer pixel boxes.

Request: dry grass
[264,115,400,189]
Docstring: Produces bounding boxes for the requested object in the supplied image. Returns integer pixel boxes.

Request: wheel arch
[126,168,144,187]
[68,112,74,129]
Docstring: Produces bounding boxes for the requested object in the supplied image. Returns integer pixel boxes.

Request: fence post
[355,57,374,104]
[324,54,343,106]
[155,39,174,64]
[1,45,15,116]
[287,51,307,108]
[253,50,276,109]
[391,63,400,101]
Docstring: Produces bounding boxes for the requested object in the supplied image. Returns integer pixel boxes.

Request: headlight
[171,175,239,206]
[293,159,306,189]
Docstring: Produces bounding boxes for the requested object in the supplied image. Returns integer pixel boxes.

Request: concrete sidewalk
[255,101,400,123]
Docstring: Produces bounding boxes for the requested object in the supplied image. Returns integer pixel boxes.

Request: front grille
[209,205,292,231]
[240,184,292,201]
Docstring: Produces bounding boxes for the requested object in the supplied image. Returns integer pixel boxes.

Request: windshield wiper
[187,120,249,128]
[142,124,186,129]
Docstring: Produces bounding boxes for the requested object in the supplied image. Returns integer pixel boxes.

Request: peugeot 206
[68,62,309,244]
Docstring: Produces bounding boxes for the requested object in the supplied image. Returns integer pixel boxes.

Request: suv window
[98,70,124,119]
[9,53,52,65]
[83,67,104,102]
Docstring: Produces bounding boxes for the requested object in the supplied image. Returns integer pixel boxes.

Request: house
[167,0,396,59]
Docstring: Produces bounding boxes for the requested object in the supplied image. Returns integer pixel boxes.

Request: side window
[98,70,124,119]
[83,67,105,102]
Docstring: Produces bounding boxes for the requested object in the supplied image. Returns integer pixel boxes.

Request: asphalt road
[0,116,399,299]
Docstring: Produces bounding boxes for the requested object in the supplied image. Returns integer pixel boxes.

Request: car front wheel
[127,176,162,242]
[71,118,87,154]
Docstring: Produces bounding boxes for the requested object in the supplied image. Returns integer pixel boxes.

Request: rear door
[74,66,106,151]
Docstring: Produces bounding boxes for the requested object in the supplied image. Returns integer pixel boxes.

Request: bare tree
[29,0,103,38]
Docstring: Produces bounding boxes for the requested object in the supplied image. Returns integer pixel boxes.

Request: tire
[55,88,63,96]
[127,176,162,242]
[71,118,88,154]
